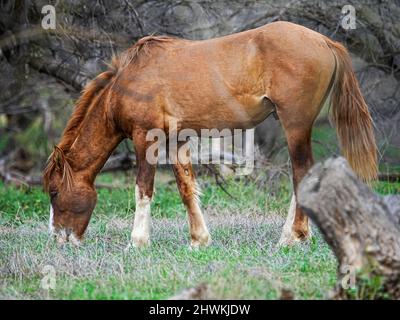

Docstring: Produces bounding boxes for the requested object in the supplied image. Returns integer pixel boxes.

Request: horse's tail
[325,38,378,182]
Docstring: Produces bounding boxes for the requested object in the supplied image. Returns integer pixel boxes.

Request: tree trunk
[297,157,400,299]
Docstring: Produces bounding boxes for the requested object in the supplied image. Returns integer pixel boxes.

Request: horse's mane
[118,35,174,71]
[43,35,174,192]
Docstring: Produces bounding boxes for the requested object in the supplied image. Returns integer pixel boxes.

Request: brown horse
[43,21,377,247]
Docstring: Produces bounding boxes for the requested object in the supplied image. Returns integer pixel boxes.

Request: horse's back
[117,21,335,131]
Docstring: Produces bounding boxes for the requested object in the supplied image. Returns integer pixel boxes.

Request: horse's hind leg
[129,130,157,248]
[278,116,315,246]
[171,143,211,248]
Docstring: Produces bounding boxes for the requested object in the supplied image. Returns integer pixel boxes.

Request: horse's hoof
[277,229,311,247]
[124,242,149,253]
[190,234,212,249]
[277,234,302,247]
[127,235,150,250]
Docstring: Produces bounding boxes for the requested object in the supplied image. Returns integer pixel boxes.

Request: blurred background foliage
[0,0,399,184]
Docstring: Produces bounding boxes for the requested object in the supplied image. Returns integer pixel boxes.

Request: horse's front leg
[129,130,157,248]
[171,145,211,249]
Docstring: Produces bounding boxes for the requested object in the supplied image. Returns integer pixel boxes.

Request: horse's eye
[50,191,58,199]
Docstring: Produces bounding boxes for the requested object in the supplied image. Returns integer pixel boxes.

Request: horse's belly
[175,94,275,132]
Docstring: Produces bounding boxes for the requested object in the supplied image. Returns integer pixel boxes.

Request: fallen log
[0,152,136,188]
[378,173,400,183]
[0,172,129,190]
[298,157,400,299]
[100,152,136,172]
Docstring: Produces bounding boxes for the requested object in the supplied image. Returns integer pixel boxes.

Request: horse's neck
[66,105,123,184]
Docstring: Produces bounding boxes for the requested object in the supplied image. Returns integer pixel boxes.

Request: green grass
[0,172,398,300]
[312,124,339,161]
[373,180,400,195]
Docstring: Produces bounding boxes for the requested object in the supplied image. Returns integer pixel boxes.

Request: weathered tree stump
[298,157,400,299]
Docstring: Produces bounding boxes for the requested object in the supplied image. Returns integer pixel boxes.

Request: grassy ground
[0,171,399,300]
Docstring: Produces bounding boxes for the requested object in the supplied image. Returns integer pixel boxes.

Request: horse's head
[43,146,97,245]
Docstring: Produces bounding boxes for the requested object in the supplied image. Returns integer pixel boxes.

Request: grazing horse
[44,21,377,247]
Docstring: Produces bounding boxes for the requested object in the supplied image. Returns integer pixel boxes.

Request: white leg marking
[278,195,312,247]
[56,229,68,244]
[49,205,55,235]
[189,183,211,249]
[130,185,151,247]
[278,195,297,246]
[69,233,82,246]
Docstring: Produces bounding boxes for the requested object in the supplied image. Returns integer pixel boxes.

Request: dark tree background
[0,0,399,183]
